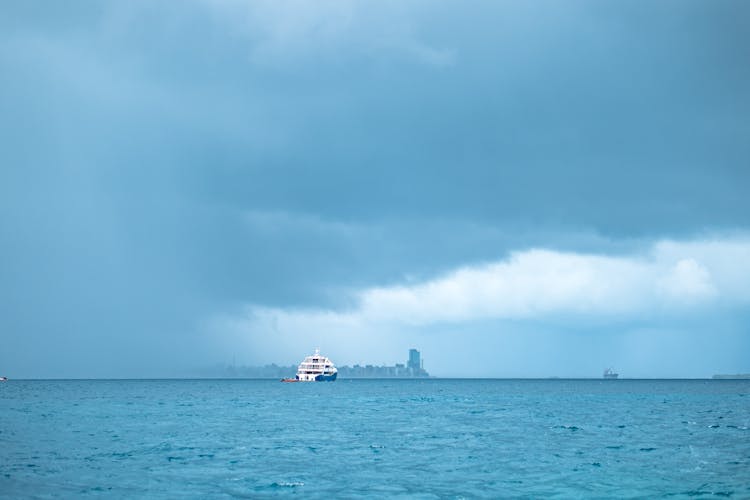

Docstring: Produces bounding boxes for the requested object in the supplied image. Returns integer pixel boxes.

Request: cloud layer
[242,236,749,324]
[220,236,750,371]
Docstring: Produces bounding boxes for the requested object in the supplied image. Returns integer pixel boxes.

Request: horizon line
[3,376,747,381]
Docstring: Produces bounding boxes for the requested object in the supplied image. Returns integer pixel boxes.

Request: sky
[1,0,749,378]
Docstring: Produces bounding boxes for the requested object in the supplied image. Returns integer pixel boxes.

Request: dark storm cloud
[1,0,748,376]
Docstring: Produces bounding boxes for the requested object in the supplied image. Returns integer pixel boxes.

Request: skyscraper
[408,349,421,373]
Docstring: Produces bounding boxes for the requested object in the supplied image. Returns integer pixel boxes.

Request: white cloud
[211,235,750,363]
[358,250,653,324]
[656,258,716,303]
[204,0,457,68]
[651,238,750,302]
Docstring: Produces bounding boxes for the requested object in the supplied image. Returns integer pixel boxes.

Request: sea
[1,379,749,498]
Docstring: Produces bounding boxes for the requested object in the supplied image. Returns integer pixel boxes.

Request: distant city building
[208,349,430,378]
[202,363,297,379]
[408,349,420,371]
[712,373,750,379]
[406,348,428,377]
[332,349,429,378]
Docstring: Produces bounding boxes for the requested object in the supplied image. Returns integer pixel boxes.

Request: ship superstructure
[291,349,337,382]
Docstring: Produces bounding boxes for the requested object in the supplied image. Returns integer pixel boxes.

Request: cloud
[657,258,716,303]
[2,0,749,377]
[219,236,750,345]
[203,235,750,371]
[203,0,456,68]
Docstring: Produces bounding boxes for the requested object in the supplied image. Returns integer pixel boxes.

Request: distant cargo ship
[603,368,619,379]
[282,349,337,382]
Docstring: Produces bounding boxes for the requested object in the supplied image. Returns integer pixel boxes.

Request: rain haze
[1,0,749,378]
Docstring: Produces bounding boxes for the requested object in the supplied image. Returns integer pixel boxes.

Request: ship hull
[315,372,337,382]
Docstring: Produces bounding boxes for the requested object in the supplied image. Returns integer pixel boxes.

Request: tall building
[407,349,421,372]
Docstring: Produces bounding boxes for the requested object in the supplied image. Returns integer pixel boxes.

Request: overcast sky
[2,0,749,378]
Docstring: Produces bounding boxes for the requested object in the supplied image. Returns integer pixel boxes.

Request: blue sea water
[1,379,749,498]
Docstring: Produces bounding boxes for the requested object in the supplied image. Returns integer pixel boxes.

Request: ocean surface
[1,379,749,498]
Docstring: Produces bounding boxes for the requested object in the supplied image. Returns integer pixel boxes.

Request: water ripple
[1,379,748,497]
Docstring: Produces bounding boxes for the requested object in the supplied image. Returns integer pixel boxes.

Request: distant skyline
[1,1,749,378]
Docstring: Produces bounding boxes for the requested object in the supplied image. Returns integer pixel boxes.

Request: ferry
[282,349,337,382]
[603,368,619,379]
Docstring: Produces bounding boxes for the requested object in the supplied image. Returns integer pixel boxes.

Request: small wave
[271,481,304,488]
[674,485,734,497]
[554,425,581,431]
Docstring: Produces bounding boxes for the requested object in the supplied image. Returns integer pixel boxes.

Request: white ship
[282,349,337,382]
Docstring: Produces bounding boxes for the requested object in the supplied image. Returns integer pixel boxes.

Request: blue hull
[315,372,337,382]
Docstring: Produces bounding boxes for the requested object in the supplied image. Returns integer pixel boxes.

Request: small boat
[282,348,338,382]
[0,377,7,382]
